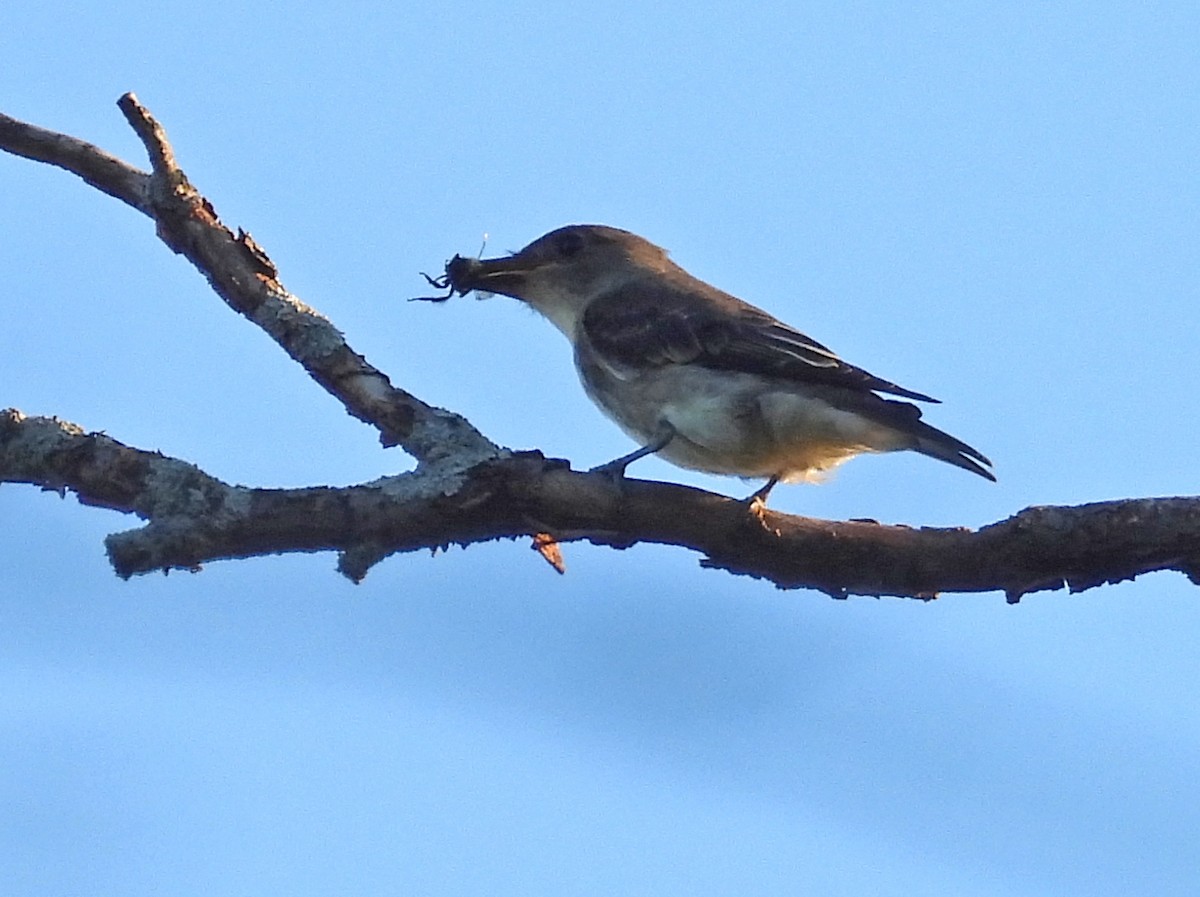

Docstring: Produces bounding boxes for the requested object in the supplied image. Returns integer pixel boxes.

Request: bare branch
[0,97,498,467]
[4,410,1200,598]
[0,109,150,211]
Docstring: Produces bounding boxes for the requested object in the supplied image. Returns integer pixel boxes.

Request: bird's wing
[581,281,938,402]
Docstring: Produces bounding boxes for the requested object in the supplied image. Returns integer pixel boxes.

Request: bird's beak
[445,253,535,298]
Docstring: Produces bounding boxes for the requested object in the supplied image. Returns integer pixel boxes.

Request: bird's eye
[554,231,584,258]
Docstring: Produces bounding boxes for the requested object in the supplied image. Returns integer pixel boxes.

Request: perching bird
[419,224,993,503]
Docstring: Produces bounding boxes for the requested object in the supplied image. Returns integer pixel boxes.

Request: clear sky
[3,2,1199,895]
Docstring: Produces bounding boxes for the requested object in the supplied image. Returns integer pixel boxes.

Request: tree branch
[0,108,150,211]
[4,409,1200,599]
[1,98,498,467]
[3,96,1199,599]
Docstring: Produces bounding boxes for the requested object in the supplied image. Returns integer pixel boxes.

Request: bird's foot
[588,423,677,489]
[741,476,779,507]
[739,476,780,522]
[589,457,633,488]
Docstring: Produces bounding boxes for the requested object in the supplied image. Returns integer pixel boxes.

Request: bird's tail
[911,420,995,481]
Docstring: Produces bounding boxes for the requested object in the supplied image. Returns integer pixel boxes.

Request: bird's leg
[590,421,677,484]
[742,475,780,509]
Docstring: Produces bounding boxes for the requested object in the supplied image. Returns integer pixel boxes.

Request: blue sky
[3,2,1199,895]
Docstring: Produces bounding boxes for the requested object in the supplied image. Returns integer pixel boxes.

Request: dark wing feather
[581,281,938,402]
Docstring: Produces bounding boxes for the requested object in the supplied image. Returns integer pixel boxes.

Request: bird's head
[436,225,675,337]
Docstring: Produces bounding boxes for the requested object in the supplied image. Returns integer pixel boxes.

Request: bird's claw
[589,459,631,488]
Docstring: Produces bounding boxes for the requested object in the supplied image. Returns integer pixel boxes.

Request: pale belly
[576,356,911,482]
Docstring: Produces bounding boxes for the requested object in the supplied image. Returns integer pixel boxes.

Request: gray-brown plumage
[425,224,993,500]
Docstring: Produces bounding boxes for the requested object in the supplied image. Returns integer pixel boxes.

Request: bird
[418,224,993,503]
